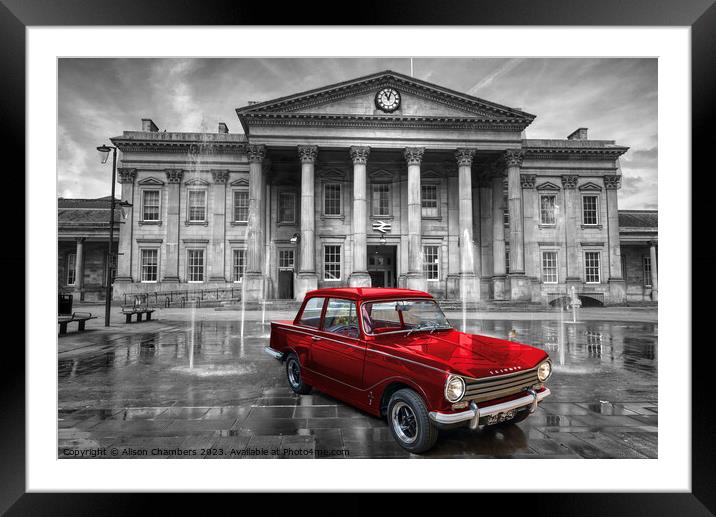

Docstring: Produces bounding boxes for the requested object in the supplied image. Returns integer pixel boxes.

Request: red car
[266,287,552,453]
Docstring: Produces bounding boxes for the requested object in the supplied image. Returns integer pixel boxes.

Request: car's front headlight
[444,375,466,402]
[537,360,552,382]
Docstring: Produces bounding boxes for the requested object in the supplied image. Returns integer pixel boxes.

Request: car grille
[462,367,540,403]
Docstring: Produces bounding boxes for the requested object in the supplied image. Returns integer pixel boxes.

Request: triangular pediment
[138,177,164,186]
[579,181,603,191]
[184,178,209,186]
[369,169,394,182]
[536,181,561,191]
[318,168,346,180]
[236,70,534,123]
[230,178,249,187]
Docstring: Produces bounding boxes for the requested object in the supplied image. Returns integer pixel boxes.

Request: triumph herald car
[265,287,552,453]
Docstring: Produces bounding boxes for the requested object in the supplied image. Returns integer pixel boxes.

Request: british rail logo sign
[372,220,391,234]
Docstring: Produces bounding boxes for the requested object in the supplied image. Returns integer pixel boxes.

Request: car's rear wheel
[285,353,312,395]
[387,389,438,454]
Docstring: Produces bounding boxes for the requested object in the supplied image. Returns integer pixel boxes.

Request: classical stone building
[110,70,633,305]
[58,197,120,302]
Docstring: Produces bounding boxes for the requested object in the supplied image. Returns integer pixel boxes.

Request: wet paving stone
[58,315,658,459]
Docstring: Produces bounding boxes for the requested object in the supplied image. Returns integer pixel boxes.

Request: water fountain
[565,285,582,324]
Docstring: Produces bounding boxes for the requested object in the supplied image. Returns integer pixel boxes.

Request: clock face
[375,88,401,112]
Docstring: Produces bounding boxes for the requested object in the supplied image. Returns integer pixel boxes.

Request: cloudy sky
[58,58,657,209]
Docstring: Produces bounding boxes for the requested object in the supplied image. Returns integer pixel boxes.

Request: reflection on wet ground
[58,317,657,459]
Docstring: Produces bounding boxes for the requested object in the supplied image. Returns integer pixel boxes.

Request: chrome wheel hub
[391,401,418,444]
[288,359,301,388]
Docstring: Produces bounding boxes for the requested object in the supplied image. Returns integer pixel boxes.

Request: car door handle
[311,336,321,341]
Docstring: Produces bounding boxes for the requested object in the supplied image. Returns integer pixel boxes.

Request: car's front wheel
[387,389,438,454]
[285,353,312,395]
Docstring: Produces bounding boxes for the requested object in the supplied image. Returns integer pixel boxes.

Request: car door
[292,296,327,371]
[311,297,367,392]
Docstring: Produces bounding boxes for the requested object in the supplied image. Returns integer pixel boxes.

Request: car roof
[305,287,434,301]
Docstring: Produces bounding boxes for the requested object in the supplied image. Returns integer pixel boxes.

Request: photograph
[56,57,659,459]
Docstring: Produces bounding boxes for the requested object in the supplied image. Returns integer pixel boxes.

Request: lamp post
[97,144,117,327]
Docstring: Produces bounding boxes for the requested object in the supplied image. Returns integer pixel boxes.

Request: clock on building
[375,87,401,112]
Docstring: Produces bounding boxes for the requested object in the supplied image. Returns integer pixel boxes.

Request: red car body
[267,287,551,444]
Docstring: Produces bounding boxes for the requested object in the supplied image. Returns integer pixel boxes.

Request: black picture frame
[4,0,711,514]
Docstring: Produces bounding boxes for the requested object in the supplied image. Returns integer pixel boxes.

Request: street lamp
[97,144,117,327]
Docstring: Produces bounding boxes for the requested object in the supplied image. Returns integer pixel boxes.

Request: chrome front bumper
[429,388,551,429]
[263,346,284,361]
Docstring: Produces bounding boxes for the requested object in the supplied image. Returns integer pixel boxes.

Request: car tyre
[285,353,312,395]
[387,388,438,454]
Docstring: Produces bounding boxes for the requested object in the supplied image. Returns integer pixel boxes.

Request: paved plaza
[58,304,657,459]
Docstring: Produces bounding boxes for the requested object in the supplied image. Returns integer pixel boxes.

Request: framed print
[4,0,713,513]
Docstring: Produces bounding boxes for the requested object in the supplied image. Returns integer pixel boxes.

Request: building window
[324,245,341,281]
[540,194,557,225]
[584,251,601,283]
[188,190,207,222]
[233,190,249,222]
[187,249,205,282]
[582,195,599,225]
[621,254,628,282]
[140,249,158,283]
[421,184,439,218]
[279,249,295,269]
[278,192,297,224]
[423,245,440,280]
[372,183,391,217]
[505,249,510,275]
[324,183,341,216]
[503,186,509,226]
[541,251,558,284]
[142,190,160,221]
[643,256,652,287]
[106,253,117,286]
[232,249,246,283]
[67,253,76,286]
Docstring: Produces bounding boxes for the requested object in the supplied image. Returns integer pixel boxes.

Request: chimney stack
[142,118,159,132]
[218,122,229,134]
[567,127,588,140]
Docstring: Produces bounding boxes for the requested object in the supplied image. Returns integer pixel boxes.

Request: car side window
[298,297,325,328]
[323,298,359,338]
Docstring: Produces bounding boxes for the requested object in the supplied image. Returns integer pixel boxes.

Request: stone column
[604,174,626,303]
[404,147,426,292]
[562,175,581,291]
[243,144,266,302]
[446,168,460,299]
[455,148,479,301]
[479,178,494,291]
[210,170,229,281]
[163,169,183,282]
[506,149,529,301]
[491,174,506,300]
[115,168,136,282]
[296,145,318,300]
[349,146,372,287]
[73,237,85,301]
[521,174,538,301]
[649,241,658,301]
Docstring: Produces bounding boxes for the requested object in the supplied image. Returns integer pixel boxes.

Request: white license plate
[486,409,516,425]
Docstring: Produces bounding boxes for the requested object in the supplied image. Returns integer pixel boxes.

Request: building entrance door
[278,270,294,299]
[367,245,396,288]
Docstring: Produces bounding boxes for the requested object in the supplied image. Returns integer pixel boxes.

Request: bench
[58,312,97,336]
[121,305,156,323]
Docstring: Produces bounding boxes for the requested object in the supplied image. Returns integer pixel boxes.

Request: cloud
[58,58,658,209]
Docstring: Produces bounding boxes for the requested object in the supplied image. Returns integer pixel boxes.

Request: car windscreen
[361,299,451,334]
